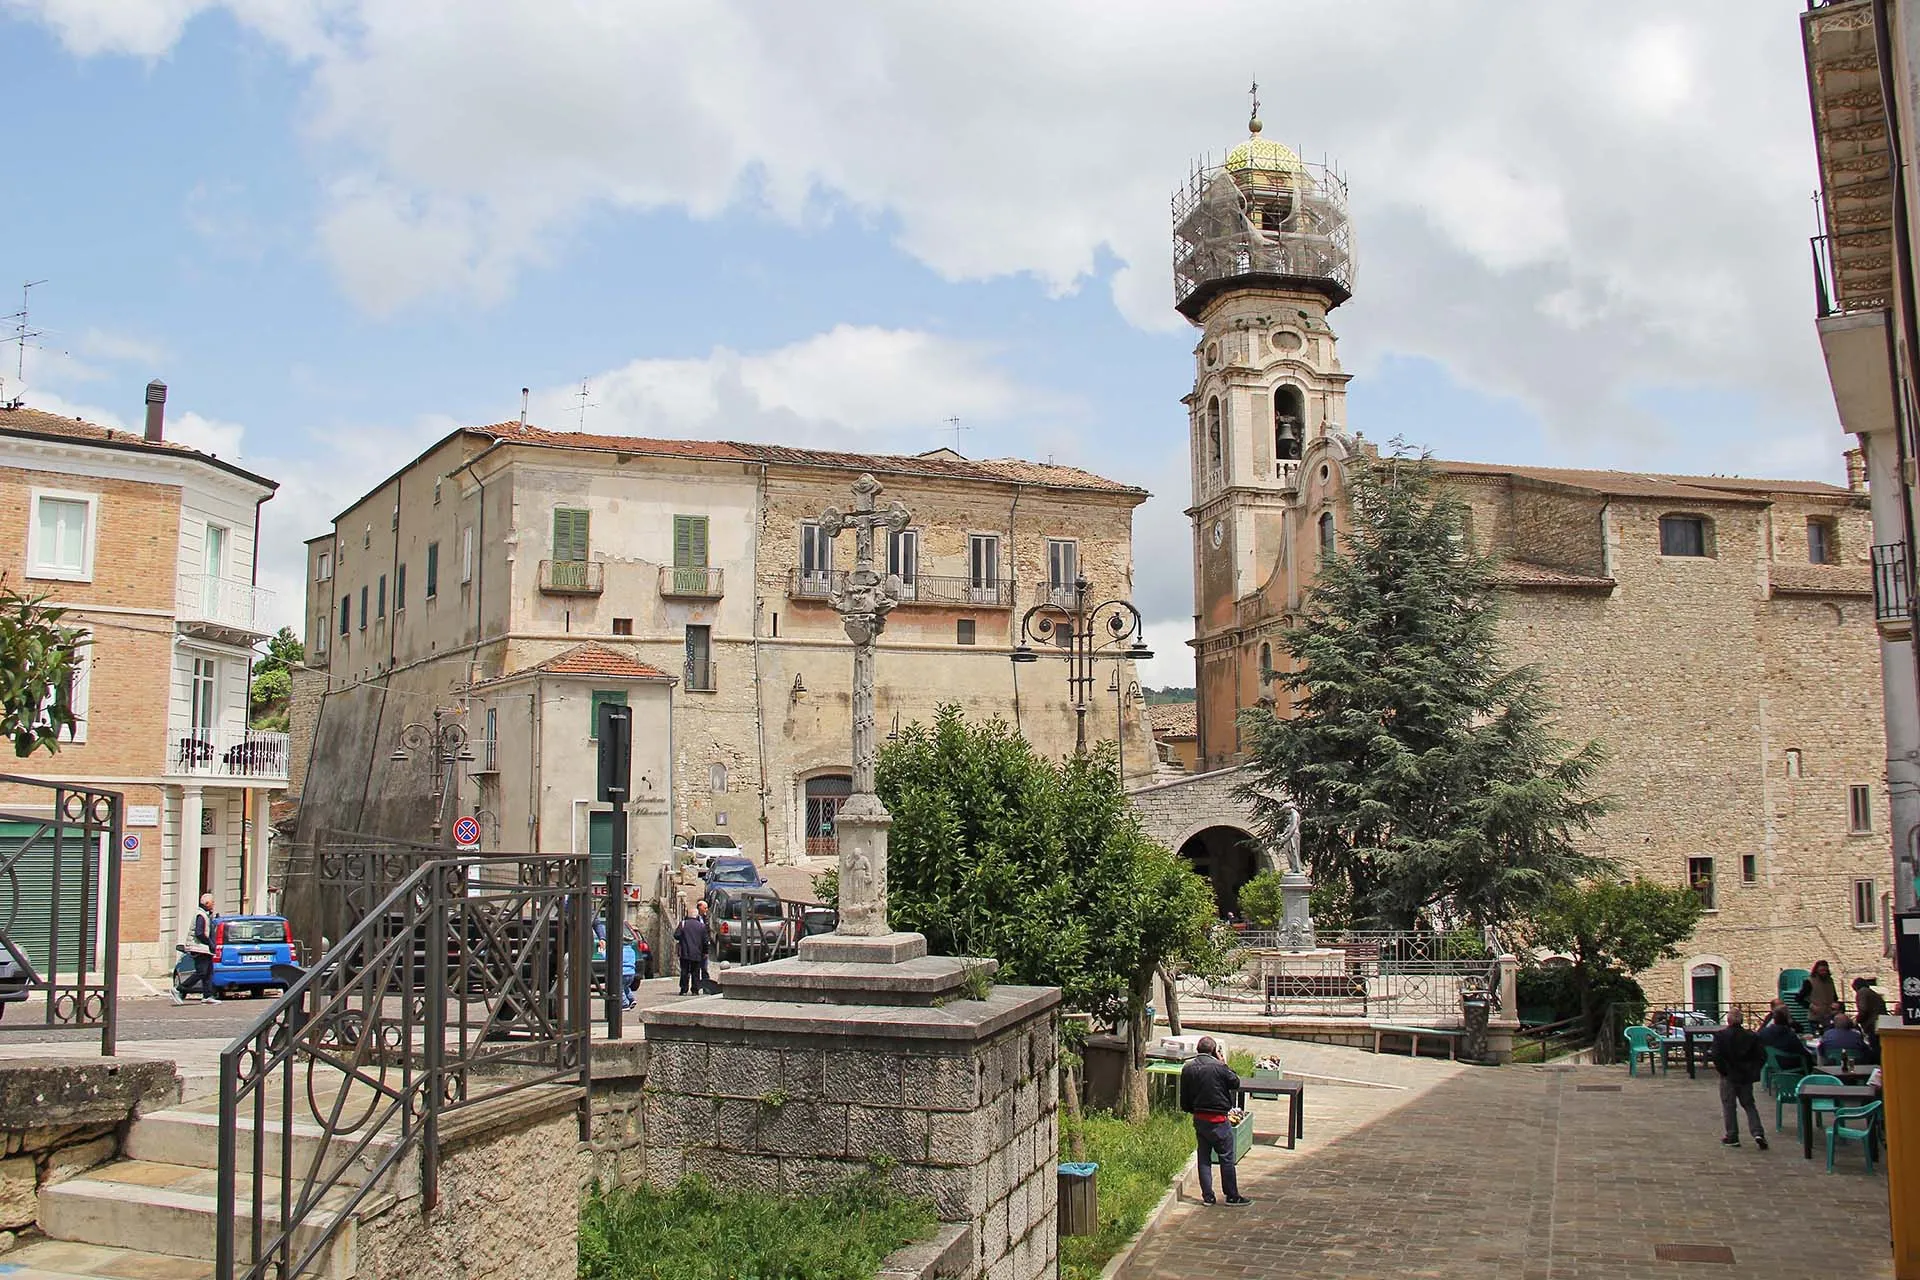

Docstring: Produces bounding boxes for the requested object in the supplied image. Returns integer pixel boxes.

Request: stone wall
[643,990,1061,1280]
[1128,765,1257,853]
[0,1059,180,1240]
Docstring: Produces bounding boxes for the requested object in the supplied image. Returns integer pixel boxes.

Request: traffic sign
[453,816,481,848]
[121,833,140,855]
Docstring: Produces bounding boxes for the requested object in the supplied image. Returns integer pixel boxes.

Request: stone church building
[1143,107,1892,1007]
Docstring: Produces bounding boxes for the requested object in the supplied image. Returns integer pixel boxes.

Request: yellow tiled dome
[1224,134,1306,180]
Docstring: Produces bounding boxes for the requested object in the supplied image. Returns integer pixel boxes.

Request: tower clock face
[1210,519,1225,549]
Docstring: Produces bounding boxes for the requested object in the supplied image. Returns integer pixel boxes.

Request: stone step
[0,1240,214,1279]
[124,1108,409,1193]
[37,1161,366,1276]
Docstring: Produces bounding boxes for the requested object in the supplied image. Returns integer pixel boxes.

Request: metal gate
[0,775,122,1053]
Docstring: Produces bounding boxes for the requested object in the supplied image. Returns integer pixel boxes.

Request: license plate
[241,954,273,964]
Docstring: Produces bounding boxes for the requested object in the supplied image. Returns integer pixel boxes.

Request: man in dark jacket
[1711,1010,1768,1149]
[1756,1006,1814,1072]
[1852,977,1889,1041]
[673,905,709,996]
[1178,1037,1252,1207]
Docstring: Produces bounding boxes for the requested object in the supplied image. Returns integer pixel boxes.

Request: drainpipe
[750,464,773,861]
[1009,484,1023,734]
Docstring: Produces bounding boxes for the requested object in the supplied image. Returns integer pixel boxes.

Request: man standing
[1178,1037,1253,1207]
[172,893,218,1005]
[673,905,709,997]
[1852,976,1888,1041]
[1711,1010,1768,1149]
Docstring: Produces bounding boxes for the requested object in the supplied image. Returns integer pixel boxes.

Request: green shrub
[1057,1111,1193,1280]
[579,1173,935,1280]
[1236,871,1285,929]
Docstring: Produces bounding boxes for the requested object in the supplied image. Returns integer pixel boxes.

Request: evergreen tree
[1239,449,1610,931]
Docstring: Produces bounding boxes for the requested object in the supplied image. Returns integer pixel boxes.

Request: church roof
[1147,702,1198,738]
[1434,459,1859,505]
[1224,135,1306,181]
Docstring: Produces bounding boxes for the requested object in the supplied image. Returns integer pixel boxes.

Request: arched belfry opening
[1274,385,1304,461]
[1178,825,1262,917]
[1206,396,1224,477]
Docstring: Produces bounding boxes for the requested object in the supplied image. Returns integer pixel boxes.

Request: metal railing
[1872,542,1910,622]
[786,568,1015,608]
[177,575,274,635]
[684,658,717,693]
[1174,930,1498,1024]
[659,565,723,598]
[0,776,121,1054]
[170,727,291,781]
[538,559,603,595]
[215,853,590,1280]
[1812,233,1895,319]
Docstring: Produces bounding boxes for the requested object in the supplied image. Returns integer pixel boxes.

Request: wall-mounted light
[791,673,807,702]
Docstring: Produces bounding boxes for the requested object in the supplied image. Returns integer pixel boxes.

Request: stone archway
[1128,764,1268,917]
[1177,824,1262,916]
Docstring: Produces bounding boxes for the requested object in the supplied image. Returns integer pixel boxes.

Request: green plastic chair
[1794,1072,1845,1134]
[1762,1047,1808,1099]
[1826,1100,1883,1173]
[1623,1025,1664,1077]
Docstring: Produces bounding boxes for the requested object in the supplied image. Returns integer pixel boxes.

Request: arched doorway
[1177,825,1261,917]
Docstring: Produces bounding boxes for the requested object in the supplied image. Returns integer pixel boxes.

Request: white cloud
[81,328,166,367]
[167,410,245,459]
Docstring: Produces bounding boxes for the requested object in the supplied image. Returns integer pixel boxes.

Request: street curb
[1096,1152,1196,1280]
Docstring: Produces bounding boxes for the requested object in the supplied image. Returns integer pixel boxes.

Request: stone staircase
[9,1080,402,1279]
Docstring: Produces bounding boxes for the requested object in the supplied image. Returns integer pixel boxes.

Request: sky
[0,1,1842,689]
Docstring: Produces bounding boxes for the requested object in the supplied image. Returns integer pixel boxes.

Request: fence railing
[684,658,717,693]
[0,776,121,1055]
[538,558,604,595]
[660,565,724,598]
[786,568,1015,608]
[177,574,274,635]
[215,853,590,1280]
[1872,542,1910,623]
[1174,930,1499,1024]
[170,726,290,781]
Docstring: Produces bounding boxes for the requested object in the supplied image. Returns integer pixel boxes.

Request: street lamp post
[1012,576,1153,759]
[389,708,474,846]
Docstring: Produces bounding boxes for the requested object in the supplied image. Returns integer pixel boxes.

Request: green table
[1146,1060,1183,1113]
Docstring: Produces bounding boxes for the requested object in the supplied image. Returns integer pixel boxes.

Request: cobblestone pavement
[1123,1063,1894,1280]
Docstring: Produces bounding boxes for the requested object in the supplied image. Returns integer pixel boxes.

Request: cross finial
[1249,77,1262,135]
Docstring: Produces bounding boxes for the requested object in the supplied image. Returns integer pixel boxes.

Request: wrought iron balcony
[660,565,724,599]
[1872,542,1910,624]
[684,658,717,693]
[786,568,1014,608]
[175,574,273,638]
[539,558,603,595]
[168,725,290,782]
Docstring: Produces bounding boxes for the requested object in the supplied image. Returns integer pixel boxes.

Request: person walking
[673,905,709,996]
[1852,976,1888,1041]
[172,893,218,1005]
[1711,1010,1768,1149]
[1798,960,1841,1030]
[696,898,717,991]
[1178,1037,1252,1207]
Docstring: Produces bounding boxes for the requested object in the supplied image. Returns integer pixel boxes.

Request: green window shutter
[426,543,439,598]
[554,508,589,562]
[0,820,99,977]
[588,811,613,881]
[589,689,628,738]
[673,516,709,568]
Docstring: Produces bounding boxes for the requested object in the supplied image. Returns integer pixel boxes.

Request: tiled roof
[1769,563,1873,596]
[1489,560,1617,590]
[1147,701,1198,738]
[0,402,277,489]
[530,642,674,680]
[469,421,1145,497]
[1435,458,1857,505]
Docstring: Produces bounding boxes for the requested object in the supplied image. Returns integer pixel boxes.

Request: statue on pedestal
[1254,787,1316,951]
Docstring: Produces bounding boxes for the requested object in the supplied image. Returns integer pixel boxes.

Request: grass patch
[1225,1048,1255,1076]
[580,1173,937,1280]
[1058,1110,1194,1280]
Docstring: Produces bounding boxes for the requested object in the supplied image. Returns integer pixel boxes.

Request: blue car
[174,915,298,998]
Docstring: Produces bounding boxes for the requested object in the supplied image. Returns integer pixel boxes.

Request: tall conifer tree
[1240,450,1609,930]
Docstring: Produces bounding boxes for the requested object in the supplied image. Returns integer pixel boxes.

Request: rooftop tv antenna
[944,415,969,453]
[575,378,597,431]
[3,279,47,396]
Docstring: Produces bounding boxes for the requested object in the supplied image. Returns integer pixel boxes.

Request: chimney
[144,380,167,443]
[1845,445,1868,493]
[519,387,530,427]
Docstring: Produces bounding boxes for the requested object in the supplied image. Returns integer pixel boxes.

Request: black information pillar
[596,702,632,1039]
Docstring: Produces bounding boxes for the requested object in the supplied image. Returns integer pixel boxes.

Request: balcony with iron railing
[786,568,1014,608]
[660,565,724,599]
[539,558,604,595]
[1872,542,1910,626]
[167,724,290,782]
[175,574,273,639]
[684,658,717,693]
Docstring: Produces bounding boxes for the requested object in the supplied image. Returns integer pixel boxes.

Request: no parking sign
[121,833,141,862]
[453,816,481,849]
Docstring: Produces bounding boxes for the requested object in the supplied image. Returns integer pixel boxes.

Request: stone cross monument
[816,473,911,938]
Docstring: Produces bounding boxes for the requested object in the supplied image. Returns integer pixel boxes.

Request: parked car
[684,832,741,873]
[173,915,299,999]
[701,855,764,888]
[704,885,789,962]
[0,950,32,1018]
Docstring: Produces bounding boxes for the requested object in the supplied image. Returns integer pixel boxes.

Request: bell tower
[1177,86,1356,767]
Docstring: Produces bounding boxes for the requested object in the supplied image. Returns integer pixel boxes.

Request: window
[1849,784,1873,833]
[1206,396,1223,478]
[1259,642,1273,677]
[395,563,407,612]
[588,689,627,738]
[376,574,387,620]
[685,625,714,692]
[612,617,633,636]
[1785,748,1803,779]
[887,528,919,589]
[363,524,370,550]
[28,491,95,581]
[957,618,977,645]
[1659,514,1710,557]
[1808,517,1838,566]
[313,616,327,655]
[1741,853,1757,883]
[710,763,728,795]
[204,524,228,579]
[969,534,1001,602]
[425,543,439,598]
[1852,879,1877,927]
[673,515,709,568]
[317,551,333,582]
[800,522,833,590]
[358,586,368,630]
[460,528,474,584]
[433,479,442,506]
[552,507,590,562]
[1687,856,1716,910]
[190,657,218,735]
[1274,385,1304,462]
[1318,511,1336,561]
[1047,539,1078,593]
[340,595,350,636]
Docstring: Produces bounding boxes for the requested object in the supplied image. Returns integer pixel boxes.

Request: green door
[0,820,99,978]
[588,811,614,883]
[1690,967,1721,1020]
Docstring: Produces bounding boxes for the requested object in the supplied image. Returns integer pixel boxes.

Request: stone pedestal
[641,985,1061,1280]
[1265,947,1347,977]
[1279,872,1316,950]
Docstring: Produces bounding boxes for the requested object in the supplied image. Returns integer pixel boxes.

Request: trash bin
[1462,993,1492,1063]
[1058,1163,1099,1237]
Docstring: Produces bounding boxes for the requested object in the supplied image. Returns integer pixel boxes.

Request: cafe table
[1236,1076,1305,1150]
[1797,1082,1880,1160]
[1660,1028,1718,1079]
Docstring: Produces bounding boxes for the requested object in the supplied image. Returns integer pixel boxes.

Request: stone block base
[642,985,1061,1280]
